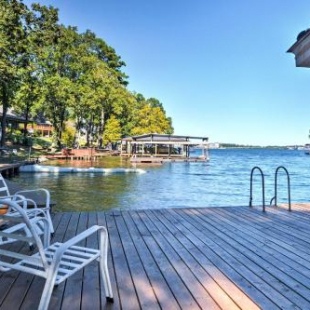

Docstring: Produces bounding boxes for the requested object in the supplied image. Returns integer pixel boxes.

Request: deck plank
[113,210,179,309]
[107,212,141,310]
[166,208,280,309]
[189,208,310,308]
[129,210,194,310]
[97,212,121,310]
[60,212,87,310]
[2,206,310,308]
[150,209,259,310]
[138,210,221,310]
[81,212,102,310]
[46,212,80,310]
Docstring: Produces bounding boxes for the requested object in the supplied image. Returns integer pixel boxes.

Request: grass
[0,136,52,164]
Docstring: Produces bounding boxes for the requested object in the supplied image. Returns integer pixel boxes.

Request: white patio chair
[0,173,54,234]
[0,199,114,310]
[0,198,48,246]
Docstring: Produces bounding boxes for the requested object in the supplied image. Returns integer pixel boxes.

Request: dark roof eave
[287,29,310,54]
[130,133,208,141]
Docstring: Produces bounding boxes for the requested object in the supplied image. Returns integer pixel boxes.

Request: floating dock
[45,148,119,161]
[19,164,146,174]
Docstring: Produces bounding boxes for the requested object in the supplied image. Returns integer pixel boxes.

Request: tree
[70,54,116,146]
[13,70,42,143]
[0,0,30,146]
[130,103,173,135]
[103,115,121,146]
[20,2,61,143]
[36,24,77,148]
[81,30,128,86]
[0,1,173,149]
[1,2,63,146]
[69,31,128,147]
[129,94,173,136]
[109,86,137,137]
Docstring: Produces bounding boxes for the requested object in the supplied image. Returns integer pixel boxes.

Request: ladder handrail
[249,166,266,212]
[274,166,291,211]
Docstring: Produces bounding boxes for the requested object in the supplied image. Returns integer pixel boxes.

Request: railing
[270,166,291,211]
[250,166,291,212]
[249,166,266,212]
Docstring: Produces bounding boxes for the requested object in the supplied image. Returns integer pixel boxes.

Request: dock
[0,163,22,176]
[130,155,209,164]
[1,203,310,309]
[45,148,119,161]
[130,156,164,164]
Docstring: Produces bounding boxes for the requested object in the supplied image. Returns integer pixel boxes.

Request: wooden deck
[1,204,310,309]
[0,163,22,176]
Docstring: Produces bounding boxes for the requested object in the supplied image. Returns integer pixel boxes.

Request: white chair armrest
[1,195,38,210]
[58,225,106,251]
[15,189,50,208]
[51,225,107,264]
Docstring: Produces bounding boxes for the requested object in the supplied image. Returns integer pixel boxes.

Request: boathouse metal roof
[123,133,208,143]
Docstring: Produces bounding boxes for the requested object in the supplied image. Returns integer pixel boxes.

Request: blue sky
[24,0,310,146]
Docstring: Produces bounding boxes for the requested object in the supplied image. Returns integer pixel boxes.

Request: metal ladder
[249,166,266,211]
[249,166,291,212]
[270,166,291,211]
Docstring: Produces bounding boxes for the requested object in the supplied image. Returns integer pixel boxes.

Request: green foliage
[62,125,75,147]
[0,0,30,146]
[103,115,121,145]
[0,0,174,149]
[130,95,174,136]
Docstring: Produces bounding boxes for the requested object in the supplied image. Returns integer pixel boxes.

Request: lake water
[9,148,310,212]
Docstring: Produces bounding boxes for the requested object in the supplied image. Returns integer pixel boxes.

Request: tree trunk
[0,82,8,148]
[23,103,30,145]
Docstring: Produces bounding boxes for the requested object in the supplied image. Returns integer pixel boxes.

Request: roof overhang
[0,113,28,123]
[121,133,209,147]
[287,29,310,68]
[128,133,208,141]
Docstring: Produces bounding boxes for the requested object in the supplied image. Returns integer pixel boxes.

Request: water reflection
[12,171,142,211]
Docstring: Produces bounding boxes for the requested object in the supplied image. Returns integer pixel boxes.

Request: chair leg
[44,210,54,234]
[99,230,113,302]
[38,276,57,310]
[99,258,114,302]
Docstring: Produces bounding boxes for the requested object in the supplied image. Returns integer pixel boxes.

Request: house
[0,107,53,137]
[287,28,310,67]
[33,121,53,137]
[0,107,28,130]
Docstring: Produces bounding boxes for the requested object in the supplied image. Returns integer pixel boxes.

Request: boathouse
[121,133,209,163]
